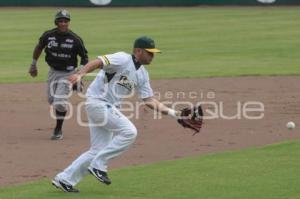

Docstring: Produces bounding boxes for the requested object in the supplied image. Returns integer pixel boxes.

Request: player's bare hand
[175,110,181,118]
[68,73,82,85]
[28,64,38,77]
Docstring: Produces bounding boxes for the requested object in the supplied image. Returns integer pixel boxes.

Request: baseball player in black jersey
[28,9,88,140]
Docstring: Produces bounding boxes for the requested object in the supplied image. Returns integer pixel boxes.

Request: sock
[55,110,67,131]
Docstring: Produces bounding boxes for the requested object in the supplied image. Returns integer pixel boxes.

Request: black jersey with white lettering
[38,28,88,71]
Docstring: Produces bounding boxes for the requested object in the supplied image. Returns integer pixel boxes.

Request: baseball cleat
[51,129,63,140]
[88,167,112,185]
[52,177,79,193]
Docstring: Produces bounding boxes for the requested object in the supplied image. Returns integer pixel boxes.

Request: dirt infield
[0,76,299,186]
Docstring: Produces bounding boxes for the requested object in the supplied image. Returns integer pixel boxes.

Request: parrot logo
[48,40,58,49]
[89,0,112,5]
[117,75,133,91]
[256,0,276,3]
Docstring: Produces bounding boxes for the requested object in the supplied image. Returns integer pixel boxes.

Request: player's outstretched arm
[143,96,180,118]
[144,96,203,134]
[69,59,103,85]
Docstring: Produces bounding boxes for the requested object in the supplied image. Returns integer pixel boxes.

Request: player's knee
[53,103,67,112]
[88,148,98,156]
[132,127,138,138]
[124,126,137,140]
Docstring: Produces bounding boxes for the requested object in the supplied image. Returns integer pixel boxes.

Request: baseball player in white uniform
[52,36,180,193]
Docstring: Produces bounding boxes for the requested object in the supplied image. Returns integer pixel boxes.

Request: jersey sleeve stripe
[103,56,110,65]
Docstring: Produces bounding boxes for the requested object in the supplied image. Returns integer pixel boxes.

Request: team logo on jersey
[117,75,133,91]
[66,39,74,43]
[61,43,73,49]
[48,40,58,48]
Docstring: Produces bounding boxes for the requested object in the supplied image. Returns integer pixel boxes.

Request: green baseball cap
[134,36,161,53]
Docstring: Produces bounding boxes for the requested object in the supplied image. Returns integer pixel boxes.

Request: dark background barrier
[0,0,299,6]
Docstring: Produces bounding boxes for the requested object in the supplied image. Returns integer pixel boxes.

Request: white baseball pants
[57,98,137,186]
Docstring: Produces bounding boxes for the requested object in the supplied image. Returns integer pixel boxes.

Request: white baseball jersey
[56,52,154,184]
[86,52,153,106]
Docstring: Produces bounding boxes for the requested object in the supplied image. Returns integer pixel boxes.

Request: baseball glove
[177,105,203,135]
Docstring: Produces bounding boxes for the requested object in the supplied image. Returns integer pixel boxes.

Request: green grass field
[1,7,299,199]
[0,7,300,83]
[1,140,300,199]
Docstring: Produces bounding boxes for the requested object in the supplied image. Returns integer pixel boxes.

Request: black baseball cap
[134,36,161,53]
[55,9,71,21]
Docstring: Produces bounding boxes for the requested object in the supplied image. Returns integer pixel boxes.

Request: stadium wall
[0,0,299,6]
